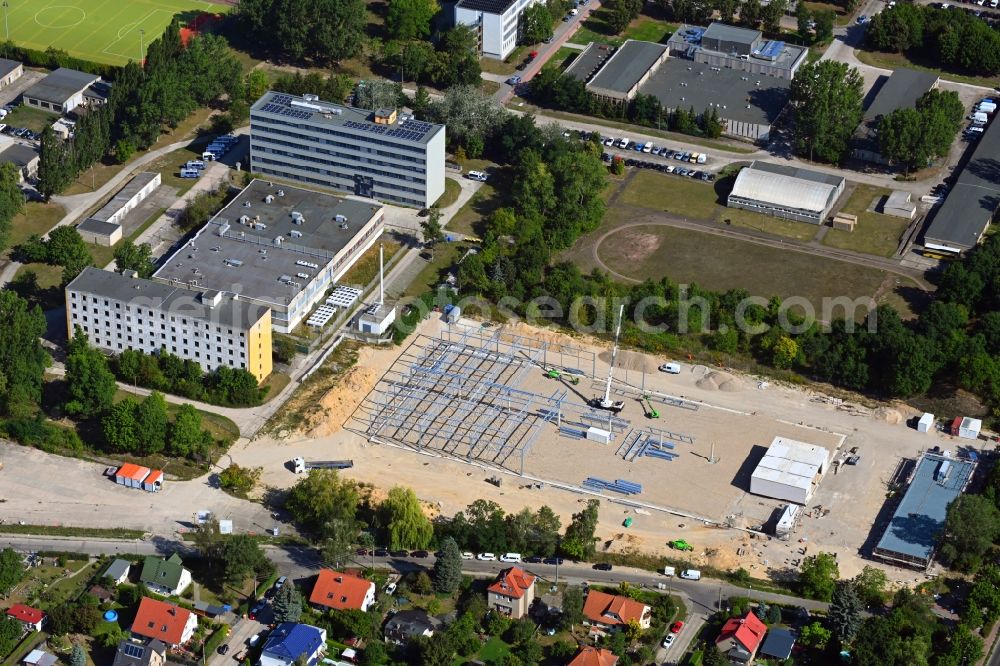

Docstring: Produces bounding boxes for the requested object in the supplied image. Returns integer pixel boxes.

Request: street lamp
[139,29,145,64]
[2,2,9,42]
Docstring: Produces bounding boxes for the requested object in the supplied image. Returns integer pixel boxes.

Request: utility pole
[2,2,8,42]
[139,29,145,65]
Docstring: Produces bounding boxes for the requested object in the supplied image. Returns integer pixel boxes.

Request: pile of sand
[875,407,903,424]
[696,371,743,392]
[598,349,660,374]
[307,365,380,437]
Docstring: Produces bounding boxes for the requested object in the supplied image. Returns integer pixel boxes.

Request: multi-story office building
[250,92,445,209]
[152,180,385,333]
[454,0,540,60]
[65,267,273,382]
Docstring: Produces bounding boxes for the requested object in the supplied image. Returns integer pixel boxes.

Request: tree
[0,162,23,253]
[285,469,359,539]
[70,644,86,666]
[192,519,223,560]
[853,566,888,607]
[560,586,584,629]
[790,60,864,163]
[219,464,263,495]
[0,548,25,595]
[320,518,358,568]
[64,330,117,418]
[135,391,168,455]
[521,3,553,44]
[102,397,140,452]
[798,621,831,650]
[940,493,1000,572]
[359,640,388,666]
[380,486,433,550]
[798,552,839,601]
[936,623,984,666]
[741,0,763,28]
[0,618,22,658]
[530,505,561,556]
[272,581,303,623]
[761,0,786,33]
[796,2,812,43]
[238,0,368,62]
[220,535,275,585]
[561,499,600,559]
[167,403,209,458]
[702,646,728,666]
[432,537,463,594]
[814,9,835,43]
[420,209,445,251]
[426,85,505,150]
[829,580,862,644]
[114,241,155,278]
[387,0,440,40]
[38,126,72,199]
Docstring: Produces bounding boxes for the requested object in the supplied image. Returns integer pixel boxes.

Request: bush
[0,417,85,454]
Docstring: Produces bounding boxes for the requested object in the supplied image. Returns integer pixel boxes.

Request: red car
[670,621,684,633]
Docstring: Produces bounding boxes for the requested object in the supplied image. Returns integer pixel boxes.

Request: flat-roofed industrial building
[152,179,385,333]
[873,451,975,569]
[250,92,445,209]
[727,161,846,224]
[852,68,939,164]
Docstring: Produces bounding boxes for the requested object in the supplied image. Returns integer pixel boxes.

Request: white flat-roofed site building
[65,268,273,382]
[152,179,385,333]
[749,437,830,505]
[250,92,445,209]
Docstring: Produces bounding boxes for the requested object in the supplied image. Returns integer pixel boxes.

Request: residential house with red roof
[130,597,197,647]
[6,604,45,632]
[487,567,536,619]
[309,570,375,612]
[715,611,767,665]
[582,590,651,636]
[567,646,618,666]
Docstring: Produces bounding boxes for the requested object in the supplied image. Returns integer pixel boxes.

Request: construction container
[586,426,612,444]
[917,412,934,433]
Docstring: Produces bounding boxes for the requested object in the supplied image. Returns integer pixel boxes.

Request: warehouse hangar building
[250,91,445,209]
[873,451,975,570]
[153,179,385,333]
[852,68,939,164]
[749,437,830,505]
[567,23,804,141]
[922,109,1000,255]
[727,161,846,224]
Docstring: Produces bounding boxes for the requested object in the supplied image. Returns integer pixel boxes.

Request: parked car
[477,552,497,561]
[593,562,613,571]
[525,556,543,563]
[506,75,522,85]
[218,644,230,655]
[389,549,409,557]
[411,550,430,558]
[461,552,475,560]
[385,582,397,595]
[604,137,615,146]
[662,634,675,648]
[542,557,564,565]
[373,548,389,557]
[671,621,684,633]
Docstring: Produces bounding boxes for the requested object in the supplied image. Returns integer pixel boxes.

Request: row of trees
[878,89,965,172]
[664,0,787,33]
[64,332,221,459]
[15,226,93,286]
[111,348,267,407]
[530,68,724,138]
[0,163,24,254]
[235,0,367,63]
[867,3,1000,76]
[39,22,243,198]
[371,25,482,89]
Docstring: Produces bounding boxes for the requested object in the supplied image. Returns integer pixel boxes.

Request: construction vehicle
[292,457,354,473]
[592,304,626,413]
[623,516,634,528]
[546,368,579,385]
[668,539,694,551]
[642,395,659,419]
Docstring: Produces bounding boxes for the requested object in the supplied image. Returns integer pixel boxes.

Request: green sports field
[5,0,226,66]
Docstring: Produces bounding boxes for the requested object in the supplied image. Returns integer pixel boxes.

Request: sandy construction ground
[230,316,982,583]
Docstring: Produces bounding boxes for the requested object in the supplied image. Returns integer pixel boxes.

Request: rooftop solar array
[327,285,362,308]
[260,102,313,120]
[122,644,145,659]
[271,93,293,105]
[756,40,785,59]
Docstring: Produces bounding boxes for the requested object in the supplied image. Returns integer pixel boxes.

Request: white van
[477,552,497,561]
[467,170,488,182]
[659,362,681,374]
[202,151,216,161]
[679,569,701,580]
[186,160,205,170]
[500,553,522,563]
[179,168,200,179]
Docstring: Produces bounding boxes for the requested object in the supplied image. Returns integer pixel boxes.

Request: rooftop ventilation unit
[217,222,230,237]
[277,189,285,197]
[291,211,304,224]
[335,214,348,224]
[303,94,319,102]
[240,215,250,224]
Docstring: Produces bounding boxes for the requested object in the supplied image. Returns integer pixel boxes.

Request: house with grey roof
[23,68,103,114]
[112,637,167,666]
[0,143,39,182]
[852,68,939,164]
[0,59,22,90]
[103,558,132,585]
[139,553,192,596]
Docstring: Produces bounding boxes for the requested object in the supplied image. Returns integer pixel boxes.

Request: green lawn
[401,243,467,300]
[855,48,1000,88]
[823,184,910,257]
[803,1,853,25]
[7,0,228,66]
[447,167,511,237]
[433,177,463,209]
[719,207,821,242]
[4,202,65,255]
[553,47,580,69]
[595,223,913,318]
[480,45,528,76]
[339,238,403,285]
[3,106,58,132]
[0,524,144,539]
[570,14,679,47]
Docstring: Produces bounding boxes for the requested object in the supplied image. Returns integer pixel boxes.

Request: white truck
[679,569,701,580]
[663,566,676,577]
[291,457,354,473]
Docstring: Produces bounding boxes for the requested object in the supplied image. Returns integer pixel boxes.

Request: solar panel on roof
[271,93,292,105]
[123,644,145,659]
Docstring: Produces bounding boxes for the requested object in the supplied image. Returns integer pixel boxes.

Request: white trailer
[917,412,934,433]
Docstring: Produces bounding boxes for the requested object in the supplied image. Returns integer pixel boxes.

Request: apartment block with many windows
[454,0,541,60]
[65,268,273,382]
[249,92,445,209]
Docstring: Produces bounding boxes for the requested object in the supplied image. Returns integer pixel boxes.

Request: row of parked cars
[0,124,39,141]
[602,136,709,164]
[605,152,716,181]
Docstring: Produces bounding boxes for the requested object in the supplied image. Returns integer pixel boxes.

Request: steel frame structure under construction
[358,327,607,474]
